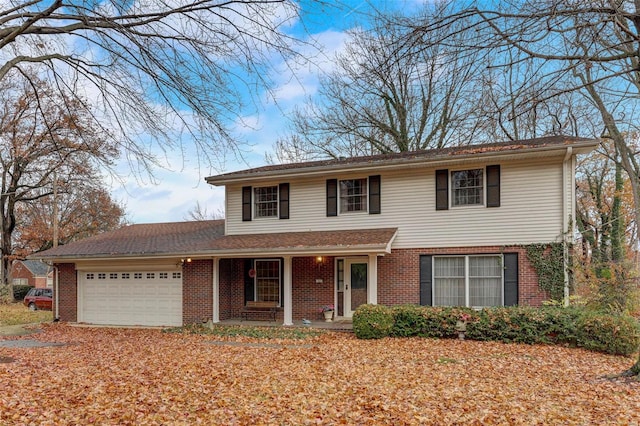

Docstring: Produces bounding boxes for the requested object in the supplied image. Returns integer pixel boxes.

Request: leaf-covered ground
[0,324,638,425]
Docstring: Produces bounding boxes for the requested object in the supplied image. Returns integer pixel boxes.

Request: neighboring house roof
[16,260,50,276]
[29,219,397,261]
[206,136,599,184]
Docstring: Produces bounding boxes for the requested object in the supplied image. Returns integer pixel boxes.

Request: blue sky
[113,1,425,224]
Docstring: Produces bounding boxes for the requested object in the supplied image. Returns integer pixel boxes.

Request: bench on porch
[241,301,278,322]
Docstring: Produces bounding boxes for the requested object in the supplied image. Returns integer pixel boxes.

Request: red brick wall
[292,257,335,321]
[182,259,213,324]
[10,262,36,287]
[219,258,244,320]
[55,263,77,322]
[378,247,547,307]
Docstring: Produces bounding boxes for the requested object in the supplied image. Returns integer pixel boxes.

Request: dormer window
[254,186,278,218]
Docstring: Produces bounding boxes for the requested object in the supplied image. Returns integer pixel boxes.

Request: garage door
[81,271,182,326]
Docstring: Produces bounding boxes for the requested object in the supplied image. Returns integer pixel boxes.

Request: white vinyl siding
[224,157,566,248]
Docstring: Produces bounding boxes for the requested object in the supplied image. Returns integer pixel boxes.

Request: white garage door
[81,271,182,326]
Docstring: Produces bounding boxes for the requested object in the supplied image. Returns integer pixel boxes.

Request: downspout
[562,147,573,307]
[53,265,60,321]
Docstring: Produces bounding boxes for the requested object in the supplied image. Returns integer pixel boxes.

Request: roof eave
[29,242,396,263]
[205,139,599,185]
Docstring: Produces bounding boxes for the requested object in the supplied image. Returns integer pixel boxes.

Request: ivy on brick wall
[524,242,566,302]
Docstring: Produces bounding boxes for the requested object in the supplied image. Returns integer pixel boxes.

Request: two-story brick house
[32,136,598,327]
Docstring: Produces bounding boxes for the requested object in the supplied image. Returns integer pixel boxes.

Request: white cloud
[111,167,225,224]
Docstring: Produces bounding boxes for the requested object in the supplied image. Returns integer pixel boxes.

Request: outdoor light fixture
[177,258,193,267]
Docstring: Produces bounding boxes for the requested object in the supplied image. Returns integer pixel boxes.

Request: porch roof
[203,227,398,257]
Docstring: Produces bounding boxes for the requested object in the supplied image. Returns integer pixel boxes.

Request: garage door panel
[81,271,182,326]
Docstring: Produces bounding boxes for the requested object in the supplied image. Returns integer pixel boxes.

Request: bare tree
[279,10,487,159]
[0,0,306,173]
[184,201,224,221]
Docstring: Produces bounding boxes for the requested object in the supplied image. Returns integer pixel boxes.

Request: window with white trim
[452,169,483,206]
[339,178,367,213]
[254,186,278,218]
[255,259,280,304]
[433,255,503,307]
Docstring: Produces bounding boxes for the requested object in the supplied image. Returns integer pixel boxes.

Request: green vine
[525,243,566,302]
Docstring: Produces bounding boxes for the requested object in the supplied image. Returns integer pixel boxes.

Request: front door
[344,259,368,317]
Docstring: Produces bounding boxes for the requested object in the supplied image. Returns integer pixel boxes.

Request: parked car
[23,288,53,311]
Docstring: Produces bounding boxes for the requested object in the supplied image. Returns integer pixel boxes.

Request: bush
[575,311,640,356]
[355,304,640,355]
[12,285,32,301]
[352,304,394,339]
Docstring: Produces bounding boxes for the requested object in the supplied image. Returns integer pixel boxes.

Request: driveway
[0,324,638,424]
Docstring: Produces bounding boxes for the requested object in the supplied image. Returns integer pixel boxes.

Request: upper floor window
[452,169,483,207]
[435,166,500,210]
[242,183,289,221]
[254,186,278,218]
[326,175,380,216]
[339,178,367,213]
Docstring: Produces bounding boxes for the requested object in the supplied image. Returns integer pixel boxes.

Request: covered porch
[205,228,398,326]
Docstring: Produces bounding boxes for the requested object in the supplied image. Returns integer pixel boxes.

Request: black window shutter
[435,169,449,210]
[419,255,433,306]
[486,165,501,208]
[326,179,337,217]
[279,183,290,219]
[503,253,518,306]
[369,175,381,214]
[242,186,252,221]
[244,259,255,303]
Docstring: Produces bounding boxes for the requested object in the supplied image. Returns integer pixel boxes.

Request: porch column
[283,255,293,326]
[368,254,378,305]
[212,257,220,323]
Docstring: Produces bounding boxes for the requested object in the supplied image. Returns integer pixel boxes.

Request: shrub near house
[353,304,640,356]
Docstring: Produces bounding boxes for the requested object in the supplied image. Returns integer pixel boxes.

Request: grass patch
[164,323,324,340]
[0,303,53,326]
